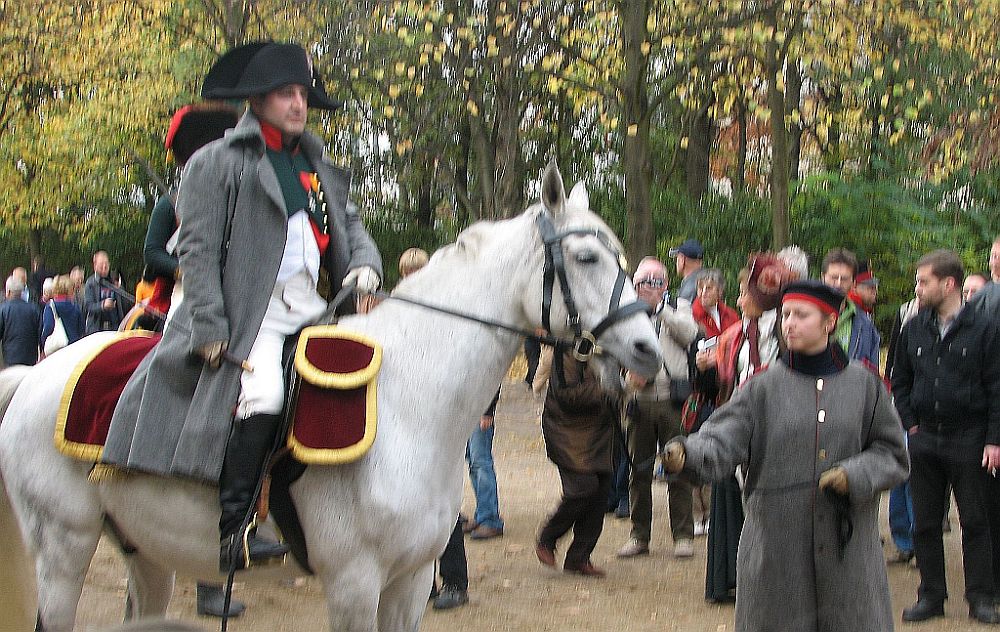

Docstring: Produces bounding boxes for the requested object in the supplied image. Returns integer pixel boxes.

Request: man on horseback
[103,42,382,572]
[201,42,383,571]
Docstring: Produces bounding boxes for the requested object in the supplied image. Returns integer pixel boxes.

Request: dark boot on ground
[432,585,469,610]
[901,599,944,622]
[218,413,289,572]
[196,582,246,618]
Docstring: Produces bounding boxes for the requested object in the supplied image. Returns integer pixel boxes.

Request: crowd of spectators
[515,235,1000,626]
[0,250,130,368]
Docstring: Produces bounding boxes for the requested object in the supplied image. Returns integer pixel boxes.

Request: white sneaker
[673,539,694,558]
[693,521,707,537]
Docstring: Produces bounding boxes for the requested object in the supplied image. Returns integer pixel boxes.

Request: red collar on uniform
[259,120,302,154]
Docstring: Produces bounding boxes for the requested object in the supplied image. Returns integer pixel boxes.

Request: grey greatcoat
[103,111,383,483]
[679,360,908,632]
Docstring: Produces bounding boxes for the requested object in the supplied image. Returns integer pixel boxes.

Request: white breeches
[236,271,327,419]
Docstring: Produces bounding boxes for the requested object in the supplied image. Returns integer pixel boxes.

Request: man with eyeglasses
[617,257,699,559]
[821,247,880,368]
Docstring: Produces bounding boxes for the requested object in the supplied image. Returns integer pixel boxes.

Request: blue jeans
[889,481,914,553]
[608,424,630,512]
[466,425,503,530]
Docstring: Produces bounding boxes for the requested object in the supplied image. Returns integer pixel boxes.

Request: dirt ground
[76,378,995,631]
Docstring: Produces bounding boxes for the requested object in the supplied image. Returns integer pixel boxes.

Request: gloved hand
[818,466,849,495]
[661,441,686,474]
[197,340,228,369]
[343,266,381,295]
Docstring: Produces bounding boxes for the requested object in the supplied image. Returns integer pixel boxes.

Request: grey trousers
[625,397,694,543]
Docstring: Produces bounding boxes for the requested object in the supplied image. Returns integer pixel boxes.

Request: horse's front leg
[376,562,435,632]
[319,559,383,632]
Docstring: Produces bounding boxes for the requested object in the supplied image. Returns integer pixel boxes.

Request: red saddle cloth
[289,325,381,465]
[54,327,380,466]
[55,331,160,461]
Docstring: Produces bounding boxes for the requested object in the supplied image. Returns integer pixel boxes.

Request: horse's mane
[393,198,616,296]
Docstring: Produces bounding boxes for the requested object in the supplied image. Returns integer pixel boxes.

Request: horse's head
[523,161,661,387]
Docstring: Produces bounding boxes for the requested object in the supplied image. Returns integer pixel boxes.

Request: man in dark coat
[83,250,126,334]
[0,275,40,366]
[104,42,383,572]
[535,350,617,577]
[893,249,1000,624]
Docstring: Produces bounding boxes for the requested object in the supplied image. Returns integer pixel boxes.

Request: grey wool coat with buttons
[679,360,908,632]
[102,111,383,483]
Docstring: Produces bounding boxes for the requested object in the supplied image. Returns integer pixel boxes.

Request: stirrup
[222,515,288,573]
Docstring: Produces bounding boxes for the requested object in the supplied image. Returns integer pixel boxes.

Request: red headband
[782,292,840,318]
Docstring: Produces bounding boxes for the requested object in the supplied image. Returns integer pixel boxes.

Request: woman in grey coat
[664,280,908,632]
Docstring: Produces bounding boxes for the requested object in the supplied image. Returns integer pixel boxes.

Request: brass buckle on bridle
[572,331,600,362]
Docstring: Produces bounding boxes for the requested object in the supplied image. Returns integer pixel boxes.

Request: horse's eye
[576,250,598,264]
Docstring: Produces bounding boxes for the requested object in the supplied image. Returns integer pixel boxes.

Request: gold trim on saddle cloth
[288,325,381,465]
[54,330,157,462]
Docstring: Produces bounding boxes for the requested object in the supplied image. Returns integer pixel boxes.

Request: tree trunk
[27,229,41,263]
[786,61,802,182]
[686,100,713,201]
[454,116,473,224]
[493,89,526,218]
[469,114,496,221]
[735,98,747,193]
[415,161,433,228]
[619,0,654,267]
[765,6,789,250]
[222,0,250,46]
[825,84,844,173]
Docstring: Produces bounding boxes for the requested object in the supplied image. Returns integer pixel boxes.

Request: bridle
[535,212,649,361]
[366,212,650,363]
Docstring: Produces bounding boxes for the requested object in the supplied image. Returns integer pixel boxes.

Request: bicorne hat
[165,103,239,165]
[781,280,845,319]
[201,42,341,111]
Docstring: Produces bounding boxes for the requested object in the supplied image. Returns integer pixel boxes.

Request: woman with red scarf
[692,269,740,340]
[691,253,797,602]
[688,269,739,536]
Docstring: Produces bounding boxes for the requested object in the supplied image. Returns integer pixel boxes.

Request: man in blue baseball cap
[669,238,705,307]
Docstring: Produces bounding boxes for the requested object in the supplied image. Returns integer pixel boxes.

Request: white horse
[0,163,661,631]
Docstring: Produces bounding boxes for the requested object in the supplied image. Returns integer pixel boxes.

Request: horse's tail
[0,365,38,630]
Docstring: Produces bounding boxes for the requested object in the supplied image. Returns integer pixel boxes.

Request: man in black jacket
[0,275,40,366]
[892,249,1000,624]
[83,250,126,334]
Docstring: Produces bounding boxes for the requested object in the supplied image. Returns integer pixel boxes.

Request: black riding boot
[218,413,289,572]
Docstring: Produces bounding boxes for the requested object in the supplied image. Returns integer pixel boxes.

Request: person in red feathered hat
[848,261,878,316]
[128,104,239,333]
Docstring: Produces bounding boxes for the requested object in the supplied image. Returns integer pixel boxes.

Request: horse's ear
[567,182,589,211]
[540,160,566,216]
